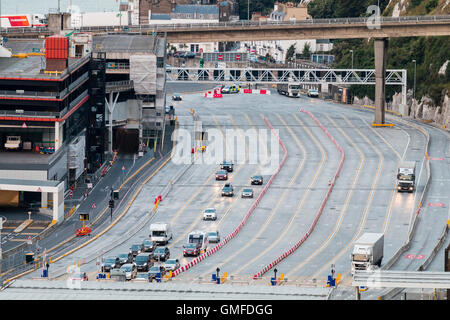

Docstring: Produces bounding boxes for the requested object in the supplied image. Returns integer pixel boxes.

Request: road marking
[207,111,323,278]
[284,114,365,276]
[168,113,251,249]
[310,114,385,279]
[232,113,311,275]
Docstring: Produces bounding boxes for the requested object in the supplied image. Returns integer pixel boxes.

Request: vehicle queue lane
[285,111,394,280]
[178,108,340,280]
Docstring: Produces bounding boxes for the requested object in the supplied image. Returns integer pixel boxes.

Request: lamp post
[412,59,417,101]
[216,267,220,282]
[247,0,250,21]
[350,49,354,69]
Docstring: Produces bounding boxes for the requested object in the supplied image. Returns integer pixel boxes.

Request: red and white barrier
[172,116,288,278]
[204,89,223,98]
[252,109,346,279]
[242,89,271,95]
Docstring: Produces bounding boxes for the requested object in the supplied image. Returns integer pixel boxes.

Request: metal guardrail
[0,90,58,98]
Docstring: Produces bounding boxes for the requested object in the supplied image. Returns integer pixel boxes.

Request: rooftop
[92,35,158,53]
[0,40,89,80]
[172,4,219,15]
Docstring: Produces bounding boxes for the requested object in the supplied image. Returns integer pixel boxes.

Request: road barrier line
[252,109,345,279]
[172,115,288,278]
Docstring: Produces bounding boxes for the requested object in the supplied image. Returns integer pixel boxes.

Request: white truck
[149,223,172,245]
[397,161,416,193]
[0,14,47,28]
[351,233,384,274]
[4,136,21,150]
[277,83,301,97]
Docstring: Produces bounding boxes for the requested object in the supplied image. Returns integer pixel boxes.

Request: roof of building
[0,40,85,80]
[172,4,219,15]
[92,35,158,53]
[151,13,172,20]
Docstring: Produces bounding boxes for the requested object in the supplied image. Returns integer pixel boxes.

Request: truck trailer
[397,161,416,193]
[277,83,300,98]
[0,14,47,28]
[351,233,384,274]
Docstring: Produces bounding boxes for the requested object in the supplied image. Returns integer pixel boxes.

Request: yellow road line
[285,114,365,276]
[232,113,312,275]
[311,114,385,279]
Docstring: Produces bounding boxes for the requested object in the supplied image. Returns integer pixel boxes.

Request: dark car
[101,256,120,272]
[117,253,132,266]
[153,247,170,262]
[221,183,234,197]
[135,253,154,272]
[215,170,228,181]
[251,175,263,185]
[172,93,182,101]
[143,239,157,252]
[148,265,166,281]
[183,242,202,257]
[185,51,196,59]
[173,51,186,58]
[220,161,233,172]
[129,243,144,257]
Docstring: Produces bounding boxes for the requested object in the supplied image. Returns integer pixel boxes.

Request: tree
[301,42,311,59]
[286,44,296,61]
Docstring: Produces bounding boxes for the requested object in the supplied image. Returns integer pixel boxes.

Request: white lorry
[277,83,301,97]
[397,161,416,193]
[351,233,384,274]
[149,223,172,245]
[0,14,47,28]
[4,136,21,150]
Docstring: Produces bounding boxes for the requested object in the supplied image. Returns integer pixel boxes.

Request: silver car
[241,188,254,198]
[203,208,217,221]
[119,263,137,280]
[164,259,180,271]
[207,231,220,243]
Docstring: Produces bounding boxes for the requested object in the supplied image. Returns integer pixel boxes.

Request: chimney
[45,35,69,72]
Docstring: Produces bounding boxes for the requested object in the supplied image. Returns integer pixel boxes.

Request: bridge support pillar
[374,38,389,125]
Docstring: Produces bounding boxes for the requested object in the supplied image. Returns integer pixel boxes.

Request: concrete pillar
[355,286,361,300]
[54,121,62,151]
[41,192,48,209]
[374,38,388,124]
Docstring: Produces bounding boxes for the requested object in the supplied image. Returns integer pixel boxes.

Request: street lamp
[412,59,417,101]
[216,267,220,281]
[247,0,250,21]
[349,50,354,69]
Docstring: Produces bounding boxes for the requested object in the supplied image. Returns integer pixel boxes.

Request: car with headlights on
[101,256,120,272]
[215,170,228,181]
[135,253,154,272]
[241,188,254,198]
[221,183,234,197]
[164,259,180,271]
[251,175,263,185]
[153,247,170,262]
[183,242,202,257]
[117,253,132,266]
[119,263,137,280]
[129,243,144,257]
[143,239,157,252]
[203,208,217,221]
[172,93,182,101]
[307,89,319,98]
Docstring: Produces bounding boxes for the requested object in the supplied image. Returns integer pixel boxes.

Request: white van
[149,223,172,245]
[188,230,208,253]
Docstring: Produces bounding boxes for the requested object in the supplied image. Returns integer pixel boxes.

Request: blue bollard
[216,277,220,284]
[211,273,217,282]
[42,269,48,277]
[270,277,277,286]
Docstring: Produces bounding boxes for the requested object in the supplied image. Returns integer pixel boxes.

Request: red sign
[91,203,96,209]
[416,255,425,260]
[218,54,223,60]
[6,16,31,27]
[430,157,444,160]
[405,254,416,259]
[236,54,241,60]
[69,191,73,198]
[22,122,27,128]
[428,203,445,207]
